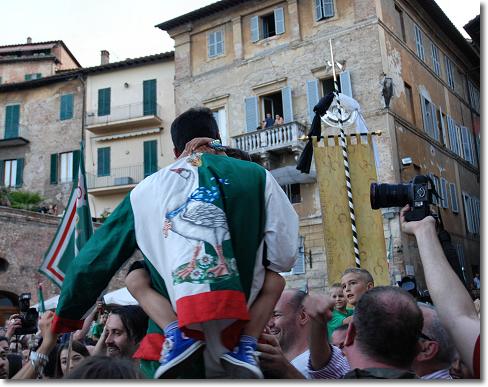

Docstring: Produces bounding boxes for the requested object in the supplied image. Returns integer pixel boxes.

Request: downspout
[78,73,87,144]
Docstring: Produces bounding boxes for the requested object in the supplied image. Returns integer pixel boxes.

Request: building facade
[157,0,480,293]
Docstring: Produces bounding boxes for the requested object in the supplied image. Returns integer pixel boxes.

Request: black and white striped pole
[328,39,360,268]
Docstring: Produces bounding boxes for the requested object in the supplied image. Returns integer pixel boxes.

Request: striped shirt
[421,368,453,379]
[308,344,350,379]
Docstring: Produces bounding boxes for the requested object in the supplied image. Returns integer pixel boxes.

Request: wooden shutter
[216,30,223,55]
[306,80,319,124]
[420,95,430,135]
[97,148,110,177]
[275,8,285,35]
[440,178,448,208]
[323,0,334,18]
[60,94,73,120]
[25,74,31,81]
[468,133,476,167]
[209,31,216,57]
[314,0,323,20]
[340,70,352,98]
[292,250,306,274]
[50,153,58,184]
[431,43,440,76]
[14,158,23,188]
[143,80,157,116]
[431,102,439,141]
[282,86,293,123]
[462,193,473,233]
[460,126,471,163]
[244,96,259,132]
[98,88,111,116]
[251,16,260,42]
[5,105,20,139]
[439,106,447,145]
[72,150,80,181]
[457,245,465,269]
[144,140,158,178]
[449,183,459,213]
[414,25,424,61]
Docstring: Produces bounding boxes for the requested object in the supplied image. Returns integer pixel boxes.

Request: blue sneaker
[220,341,264,379]
[154,329,205,379]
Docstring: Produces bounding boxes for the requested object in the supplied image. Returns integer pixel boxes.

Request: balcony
[86,164,159,195]
[232,121,307,162]
[0,124,29,147]
[86,102,163,133]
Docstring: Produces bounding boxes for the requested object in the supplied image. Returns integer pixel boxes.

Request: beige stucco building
[157,0,480,293]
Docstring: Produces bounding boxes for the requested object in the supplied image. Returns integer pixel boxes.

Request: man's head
[413,303,456,377]
[105,305,148,360]
[171,107,220,156]
[329,283,347,311]
[341,268,374,306]
[99,313,108,325]
[344,286,423,369]
[331,324,348,357]
[0,341,8,379]
[266,113,272,119]
[0,335,10,355]
[268,290,309,357]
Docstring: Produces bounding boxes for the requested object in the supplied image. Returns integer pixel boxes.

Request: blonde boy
[341,268,374,307]
[327,283,354,340]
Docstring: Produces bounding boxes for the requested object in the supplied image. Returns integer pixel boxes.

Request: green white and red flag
[38,142,93,288]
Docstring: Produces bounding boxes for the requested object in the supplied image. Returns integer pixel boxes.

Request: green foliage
[99,208,112,223]
[6,189,47,211]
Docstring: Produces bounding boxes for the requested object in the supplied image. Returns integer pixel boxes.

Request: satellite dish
[320,94,358,128]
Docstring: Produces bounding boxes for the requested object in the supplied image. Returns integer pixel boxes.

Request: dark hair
[171,107,219,153]
[352,286,423,368]
[0,334,10,345]
[63,355,146,379]
[110,305,148,345]
[224,147,252,162]
[7,353,23,378]
[42,343,60,379]
[333,323,349,333]
[54,340,90,378]
[287,290,309,313]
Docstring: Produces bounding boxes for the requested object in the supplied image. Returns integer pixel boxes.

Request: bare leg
[125,268,177,329]
[207,244,230,276]
[177,245,202,279]
[244,269,285,339]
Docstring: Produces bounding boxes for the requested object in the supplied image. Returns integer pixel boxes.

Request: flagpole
[329,39,360,268]
[65,332,74,375]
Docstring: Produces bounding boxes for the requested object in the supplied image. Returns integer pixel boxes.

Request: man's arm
[400,204,480,376]
[91,324,109,357]
[72,302,102,341]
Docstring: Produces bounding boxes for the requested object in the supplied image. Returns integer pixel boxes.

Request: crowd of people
[1,107,480,379]
[38,202,58,216]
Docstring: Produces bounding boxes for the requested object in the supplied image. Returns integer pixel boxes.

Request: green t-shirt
[92,323,104,338]
[327,308,354,340]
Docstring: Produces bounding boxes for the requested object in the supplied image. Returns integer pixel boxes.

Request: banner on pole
[38,142,93,288]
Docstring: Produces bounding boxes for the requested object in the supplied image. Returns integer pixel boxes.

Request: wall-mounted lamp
[124,82,129,88]
[401,157,413,166]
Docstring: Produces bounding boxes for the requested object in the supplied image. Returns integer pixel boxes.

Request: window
[60,152,73,182]
[420,94,437,140]
[24,73,41,80]
[462,192,480,234]
[449,182,459,213]
[438,106,447,146]
[446,115,461,157]
[0,158,23,187]
[51,151,79,184]
[4,105,20,139]
[457,245,465,271]
[440,177,449,208]
[431,43,441,76]
[395,5,406,42]
[209,30,224,57]
[468,81,480,113]
[460,126,474,165]
[315,0,334,21]
[404,82,415,125]
[143,80,157,116]
[251,8,285,42]
[414,24,425,62]
[60,93,74,120]
[98,88,111,116]
[282,183,301,204]
[143,140,158,178]
[97,147,110,177]
[213,108,227,145]
[429,173,439,206]
[445,57,455,90]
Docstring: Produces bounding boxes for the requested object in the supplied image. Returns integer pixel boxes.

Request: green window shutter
[0,160,3,184]
[97,147,110,177]
[98,88,111,116]
[143,80,157,116]
[25,74,31,81]
[36,73,42,79]
[143,140,158,178]
[0,76,2,84]
[60,95,67,120]
[50,153,58,184]
[15,158,23,188]
[60,94,74,120]
[72,150,80,180]
[5,105,20,139]
[67,93,74,119]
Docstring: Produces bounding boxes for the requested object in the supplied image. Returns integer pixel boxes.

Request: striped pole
[329,39,360,267]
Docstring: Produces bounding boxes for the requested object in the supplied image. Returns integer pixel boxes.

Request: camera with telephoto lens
[14,293,39,335]
[370,175,440,222]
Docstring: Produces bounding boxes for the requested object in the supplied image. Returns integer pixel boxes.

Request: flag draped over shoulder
[38,142,93,288]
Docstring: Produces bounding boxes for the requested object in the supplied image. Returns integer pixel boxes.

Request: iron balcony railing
[85,102,162,126]
[86,164,159,190]
[232,121,307,154]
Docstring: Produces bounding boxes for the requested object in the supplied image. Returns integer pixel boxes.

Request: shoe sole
[220,354,264,379]
[154,340,206,379]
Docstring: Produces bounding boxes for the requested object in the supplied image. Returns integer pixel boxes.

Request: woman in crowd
[54,340,90,378]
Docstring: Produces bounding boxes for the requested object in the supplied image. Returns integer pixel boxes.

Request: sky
[0,0,481,68]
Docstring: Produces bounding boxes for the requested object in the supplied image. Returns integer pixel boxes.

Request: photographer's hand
[400,204,437,237]
[5,313,22,340]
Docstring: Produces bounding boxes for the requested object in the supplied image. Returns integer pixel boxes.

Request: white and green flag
[38,142,93,288]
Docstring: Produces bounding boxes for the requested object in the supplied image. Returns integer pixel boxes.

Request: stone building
[156,0,480,293]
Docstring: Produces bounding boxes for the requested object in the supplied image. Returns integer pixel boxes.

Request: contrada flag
[38,142,93,288]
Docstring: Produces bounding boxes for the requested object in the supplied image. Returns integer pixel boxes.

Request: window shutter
[25,74,31,81]
[460,126,472,163]
[306,80,319,124]
[291,250,306,274]
[67,93,74,119]
[14,158,23,188]
[144,140,158,178]
[429,173,437,205]
[36,73,42,79]
[431,103,439,141]
[414,25,424,61]
[468,133,476,167]
[445,57,454,90]
[440,177,448,208]
[457,245,465,269]
[449,183,459,213]
[282,86,293,123]
[98,88,111,116]
[251,16,260,42]
[216,30,223,55]
[323,0,334,18]
[439,106,447,145]
[340,70,352,98]
[50,153,58,184]
[244,96,259,132]
[462,193,473,232]
[72,150,80,181]
[5,105,20,139]
[209,32,216,57]
[98,147,110,177]
[420,95,429,135]
[314,0,323,20]
[431,43,440,76]
[0,160,3,183]
[275,8,285,35]
[447,115,456,154]
[143,80,157,116]
[60,95,67,120]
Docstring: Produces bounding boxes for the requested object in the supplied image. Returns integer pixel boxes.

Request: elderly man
[413,303,456,379]
[305,286,424,379]
[258,290,310,378]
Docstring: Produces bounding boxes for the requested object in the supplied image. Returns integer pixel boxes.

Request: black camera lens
[370,182,412,210]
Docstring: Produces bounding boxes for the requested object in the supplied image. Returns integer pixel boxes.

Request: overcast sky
[1,0,481,68]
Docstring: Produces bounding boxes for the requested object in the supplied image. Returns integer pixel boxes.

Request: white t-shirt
[291,349,311,378]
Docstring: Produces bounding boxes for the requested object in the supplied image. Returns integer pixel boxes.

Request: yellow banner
[314,134,389,288]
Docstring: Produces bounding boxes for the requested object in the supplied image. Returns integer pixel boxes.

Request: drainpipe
[78,74,87,144]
